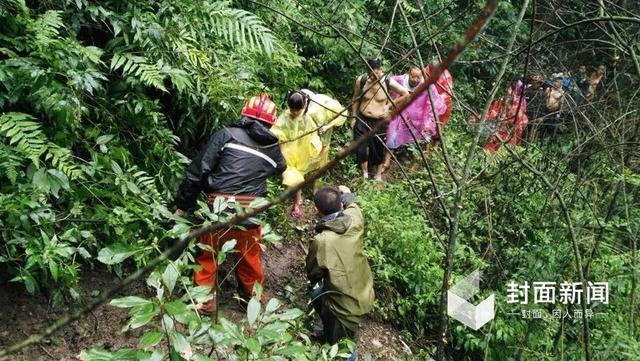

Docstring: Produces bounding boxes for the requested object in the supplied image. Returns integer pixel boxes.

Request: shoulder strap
[359,74,367,91]
[355,74,367,115]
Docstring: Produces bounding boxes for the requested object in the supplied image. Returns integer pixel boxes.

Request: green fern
[0,0,28,15]
[123,165,163,203]
[400,1,420,15]
[0,143,22,183]
[209,6,275,54]
[0,112,46,166]
[46,144,83,180]
[110,54,168,92]
[28,10,65,43]
[0,112,82,179]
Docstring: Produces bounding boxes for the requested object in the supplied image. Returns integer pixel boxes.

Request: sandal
[291,203,304,218]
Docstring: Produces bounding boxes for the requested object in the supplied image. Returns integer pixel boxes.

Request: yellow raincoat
[305,93,348,171]
[271,92,347,187]
[271,110,323,187]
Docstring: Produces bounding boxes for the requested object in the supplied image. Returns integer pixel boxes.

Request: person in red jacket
[426,60,454,140]
[483,80,529,152]
[175,94,286,313]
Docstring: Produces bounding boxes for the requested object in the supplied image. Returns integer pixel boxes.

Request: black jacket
[175,117,286,212]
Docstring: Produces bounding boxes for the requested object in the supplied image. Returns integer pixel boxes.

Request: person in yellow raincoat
[302,89,348,171]
[271,90,347,217]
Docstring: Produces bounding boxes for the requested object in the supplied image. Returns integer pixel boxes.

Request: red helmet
[241,94,277,125]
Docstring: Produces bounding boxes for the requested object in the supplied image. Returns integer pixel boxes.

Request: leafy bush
[80,245,356,361]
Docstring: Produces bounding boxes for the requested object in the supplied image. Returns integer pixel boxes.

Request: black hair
[367,58,382,70]
[314,186,342,215]
[287,91,306,110]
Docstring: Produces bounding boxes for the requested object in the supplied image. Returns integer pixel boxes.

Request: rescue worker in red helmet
[175,94,286,313]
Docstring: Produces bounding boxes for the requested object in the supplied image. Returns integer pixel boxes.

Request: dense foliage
[1,0,638,360]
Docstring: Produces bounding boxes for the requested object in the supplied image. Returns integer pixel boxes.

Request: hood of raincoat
[233,116,279,145]
[315,211,350,234]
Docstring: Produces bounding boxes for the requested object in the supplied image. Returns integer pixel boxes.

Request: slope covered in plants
[1,0,639,360]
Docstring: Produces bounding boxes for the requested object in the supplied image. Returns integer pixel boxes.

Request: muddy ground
[0,201,411,360]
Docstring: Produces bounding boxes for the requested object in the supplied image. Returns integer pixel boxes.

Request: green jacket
[305,202,374,328]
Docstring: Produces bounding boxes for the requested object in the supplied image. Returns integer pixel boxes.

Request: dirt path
[0,267,151,361]
[239,200,410,360]
[0,201,410,360]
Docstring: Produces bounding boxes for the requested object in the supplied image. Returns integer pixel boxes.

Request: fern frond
[400,1,420,14]
[111,53,169,92]
[0,0,29,15]
[210,7,275,54]
[28,10,65,42]
[126,166,163,203]
[0,112,46,166]
[0,112,82,179]
[0,143,23,183]
[45,144,83,180]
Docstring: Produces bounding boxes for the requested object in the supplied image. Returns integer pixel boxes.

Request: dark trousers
[540,106,563,137]
[354,116,387,167]
[309,286,360,361]
[310,286,357,343]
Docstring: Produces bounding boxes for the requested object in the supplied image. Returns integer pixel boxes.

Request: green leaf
[129,308,157,329]
[220,239,236,254]
[275,345,306,356]
[139,332,164,349]
[32,168,49,192]
[126,181,140,195]
[265,298,280,314]
[162,262,179,293]
[11,271,37,294]
[245,337,261,354]
[96,134,114,145]
[168,222,191,238]
[255,328,281,342]
[139,350,164,361]
[277,308,303,321]
[248,197,269,208]
[246,297,261,327]
[79,348,137,361]
[79,349,115,360]
[162,314,175,332]
[49,262,59,282]
[219,318,243,342]
[55,246,76,258]
[97,245,137,265]
[216,239,236,263]
[212,196,227,213]
[77,247,92,259]
[329,343,338,358]
[192,356,215,361]
[110,296,152,308]
[47,169,69,196]
[165,300,188,316]
[170,331,192,360]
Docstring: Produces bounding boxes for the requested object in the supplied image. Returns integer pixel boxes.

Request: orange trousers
[194,226,264,297]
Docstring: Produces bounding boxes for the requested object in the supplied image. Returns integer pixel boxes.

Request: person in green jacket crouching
[306,185,374,360]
